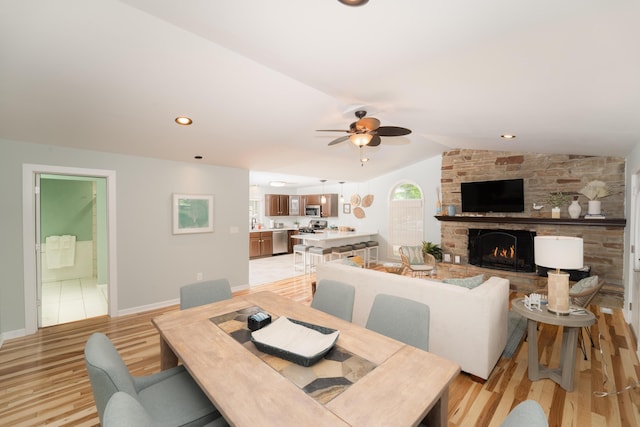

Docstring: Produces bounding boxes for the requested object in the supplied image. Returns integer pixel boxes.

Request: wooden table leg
[159,335,178,370]
[527,319,540,381]
[559,327,579,392]
[421,388,449,427]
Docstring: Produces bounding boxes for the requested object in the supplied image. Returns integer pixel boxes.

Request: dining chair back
[103,392,153,427]
[500,400,548,426]
[311,279,355,322]
[84,332,223,426]
[180,278,232,310]
[365,294,430,351]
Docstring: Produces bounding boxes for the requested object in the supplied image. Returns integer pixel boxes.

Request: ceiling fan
[317,110,412,147]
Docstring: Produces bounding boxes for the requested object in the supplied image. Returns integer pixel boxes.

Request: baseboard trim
[117,298,180,316]
[0,328,28,347]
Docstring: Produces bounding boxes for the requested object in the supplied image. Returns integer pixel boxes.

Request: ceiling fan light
[349,133,373,146]
[338,0,369,6]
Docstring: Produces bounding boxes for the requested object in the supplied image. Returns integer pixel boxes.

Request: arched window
[388,182,424,258]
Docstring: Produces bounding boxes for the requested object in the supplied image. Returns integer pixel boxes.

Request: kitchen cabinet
[289,195,300,216]
[265,194,289,216]
[304,194,322,206]
[287,230,298,253]
[250,231,273,258]
[321,194,339,217]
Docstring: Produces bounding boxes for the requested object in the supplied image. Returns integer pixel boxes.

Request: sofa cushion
[443,274,485,289]
[401,245,424,265]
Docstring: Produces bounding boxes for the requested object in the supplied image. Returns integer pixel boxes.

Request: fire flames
[493,245,515,258]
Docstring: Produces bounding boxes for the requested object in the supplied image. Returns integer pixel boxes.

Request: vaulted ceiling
[1,1,638,187]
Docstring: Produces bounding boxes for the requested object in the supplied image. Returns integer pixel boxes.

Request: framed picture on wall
[343,203,351,214]
[172,194,214,234]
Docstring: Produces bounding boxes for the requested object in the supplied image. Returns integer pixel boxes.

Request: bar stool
[331,245,353,260]
[365,240,379,267]
[352,242,367,262]
[308,246,332,271]
[293,244,310,273]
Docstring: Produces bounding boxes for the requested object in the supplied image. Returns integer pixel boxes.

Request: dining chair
[399,246,435,277]
[365,293,430,351]
[311,279,355,322]
[180,278,232,310]
[500,400,548,426]
[84,332,225,426]
[103,392,229,427]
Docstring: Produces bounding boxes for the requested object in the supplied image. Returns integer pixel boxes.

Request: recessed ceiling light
[338,0,369,6]
[501,134,516,139]
[175,116,193,126]
[270,181,286,187]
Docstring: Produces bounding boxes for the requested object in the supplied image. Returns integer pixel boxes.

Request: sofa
[316,261,510,380]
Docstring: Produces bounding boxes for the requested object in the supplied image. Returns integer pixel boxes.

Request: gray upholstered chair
[103,392,228,427]
[180,278,232,310]
[310,279,355,322]
[365,294,430,351]
[84,332,226,426]
[500,400,548,427]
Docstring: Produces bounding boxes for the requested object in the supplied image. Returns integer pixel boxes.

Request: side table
[511,298,596,392]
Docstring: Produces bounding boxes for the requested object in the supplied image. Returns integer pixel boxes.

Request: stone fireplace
[468,229,536,273]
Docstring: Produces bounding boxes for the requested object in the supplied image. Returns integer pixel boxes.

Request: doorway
[38,174,108,326]
[22,164,118,335]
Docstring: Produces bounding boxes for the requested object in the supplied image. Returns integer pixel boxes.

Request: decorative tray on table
[250,317,339,367]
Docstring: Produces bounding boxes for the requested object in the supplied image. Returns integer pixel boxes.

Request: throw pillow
[443,274,485,289]
[401,245,424,265]
[342,258,362,268]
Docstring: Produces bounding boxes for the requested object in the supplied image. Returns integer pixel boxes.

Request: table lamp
[534,236,583,315]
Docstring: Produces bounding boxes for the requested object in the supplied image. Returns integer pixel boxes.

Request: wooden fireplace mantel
[435,215,626,227]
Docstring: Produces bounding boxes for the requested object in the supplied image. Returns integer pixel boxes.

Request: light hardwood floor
[1,272,639,426]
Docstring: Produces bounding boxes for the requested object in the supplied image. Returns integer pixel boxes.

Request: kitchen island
[291,230,377,248]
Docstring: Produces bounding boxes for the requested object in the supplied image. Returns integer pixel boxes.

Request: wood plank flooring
[1,272,639,426]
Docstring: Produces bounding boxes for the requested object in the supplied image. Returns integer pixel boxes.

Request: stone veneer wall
[439,149,626,303]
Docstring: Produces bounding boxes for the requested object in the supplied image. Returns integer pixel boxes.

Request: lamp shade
[534,236,583,270]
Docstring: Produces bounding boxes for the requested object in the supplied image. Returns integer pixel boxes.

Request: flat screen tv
[461,178,525,213]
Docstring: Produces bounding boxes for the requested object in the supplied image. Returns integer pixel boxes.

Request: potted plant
[422,241,442,261]
[546,191,570,218]
[578,180,610,215]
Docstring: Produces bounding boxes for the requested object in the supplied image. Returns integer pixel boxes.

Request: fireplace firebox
[468,229,536,272]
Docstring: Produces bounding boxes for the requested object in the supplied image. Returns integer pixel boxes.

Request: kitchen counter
[250,227,298,233]
[291,230,378,248]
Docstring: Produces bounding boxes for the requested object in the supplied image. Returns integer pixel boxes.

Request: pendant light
[339,181,345,203]
[320,179,327,204]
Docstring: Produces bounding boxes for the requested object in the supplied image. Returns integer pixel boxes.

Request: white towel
[59,235,76,267]
[45,235,76,269]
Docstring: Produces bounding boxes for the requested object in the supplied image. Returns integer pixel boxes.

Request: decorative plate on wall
[353,206,366,219]
[362,194,374,208]
[350,194,361,207]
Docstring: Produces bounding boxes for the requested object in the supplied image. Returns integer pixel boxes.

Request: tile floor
[249,253,305,286]
[41,277,108,327]
[41,254,304,327]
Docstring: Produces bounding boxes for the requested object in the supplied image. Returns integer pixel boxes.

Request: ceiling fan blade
[316,129,350,132]
[376,126,412,137]
[328,135,350,146]
[367,135,382,147]
[355,117,380,132]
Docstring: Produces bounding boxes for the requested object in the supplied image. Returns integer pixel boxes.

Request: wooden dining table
[152,291,460,427]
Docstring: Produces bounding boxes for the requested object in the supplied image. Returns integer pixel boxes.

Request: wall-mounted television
[461,178,525,213]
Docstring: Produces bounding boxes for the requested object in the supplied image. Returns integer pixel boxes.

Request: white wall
[0,138,249,336]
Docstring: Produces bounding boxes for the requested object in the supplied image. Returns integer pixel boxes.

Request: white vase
[568,200,581,219]
[551,207,561,218]
[588,200,601,215]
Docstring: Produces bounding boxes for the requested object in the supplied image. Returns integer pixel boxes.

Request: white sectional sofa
[316,261,510,380]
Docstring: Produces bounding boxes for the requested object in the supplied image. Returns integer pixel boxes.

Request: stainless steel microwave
[305,205,321,217]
